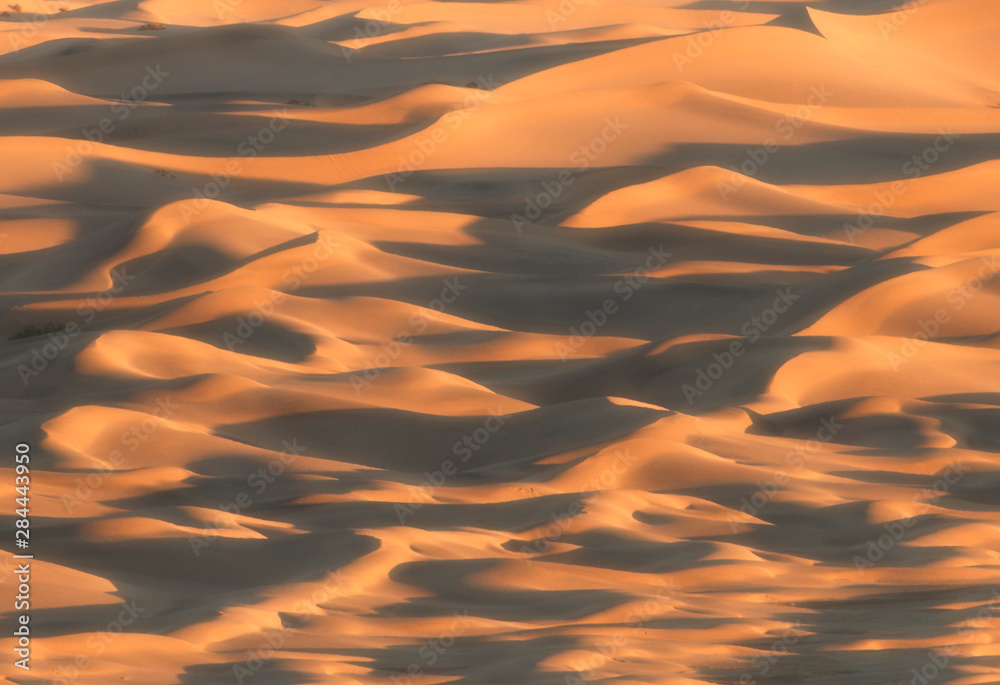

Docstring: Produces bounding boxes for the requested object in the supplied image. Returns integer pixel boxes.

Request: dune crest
[2,1,1000,684]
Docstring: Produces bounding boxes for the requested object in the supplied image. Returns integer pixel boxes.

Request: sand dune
[2,0,1000,684]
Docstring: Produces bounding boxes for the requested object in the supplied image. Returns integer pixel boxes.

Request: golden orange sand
[2,1,1000,684]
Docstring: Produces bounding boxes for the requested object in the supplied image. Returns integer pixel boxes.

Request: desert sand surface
[2,0,1000,683]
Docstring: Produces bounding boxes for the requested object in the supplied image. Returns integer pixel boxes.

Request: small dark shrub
[9,322,67,341]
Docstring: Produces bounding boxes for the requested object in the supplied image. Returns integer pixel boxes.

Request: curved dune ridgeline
[2,1,1000,683]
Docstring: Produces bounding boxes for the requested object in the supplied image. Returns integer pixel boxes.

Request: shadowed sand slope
[2,1,1000,684]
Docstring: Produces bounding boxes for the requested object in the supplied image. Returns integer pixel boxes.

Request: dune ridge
[2,0,1000,683]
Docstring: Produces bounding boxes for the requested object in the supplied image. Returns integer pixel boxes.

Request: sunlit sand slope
[2,1,1000,684]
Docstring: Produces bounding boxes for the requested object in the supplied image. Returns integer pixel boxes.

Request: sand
[1,0,1000,683]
